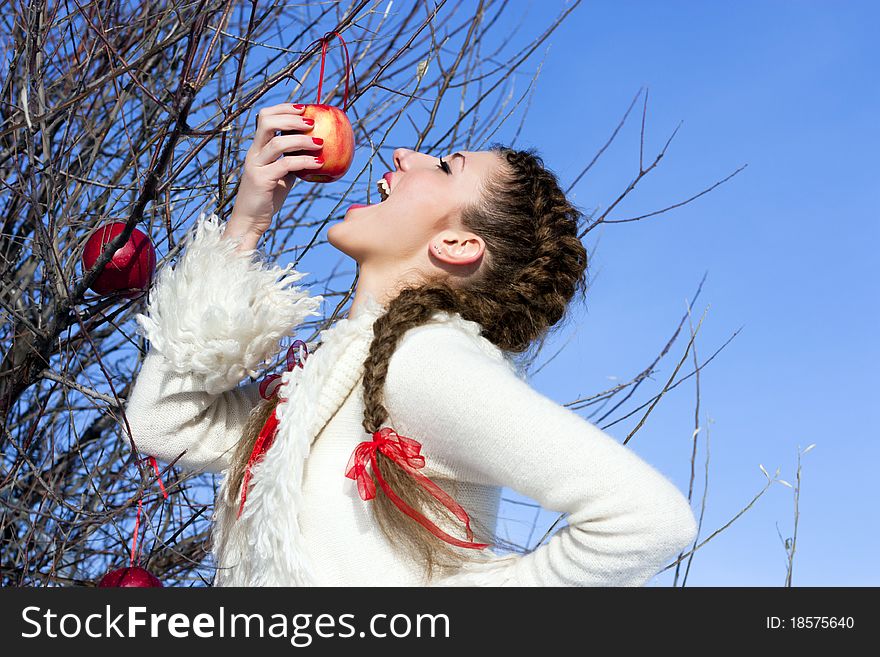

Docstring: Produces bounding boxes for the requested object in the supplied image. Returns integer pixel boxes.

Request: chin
[327,198,398,260]
[327,222,366,262]
[326,222,349,252]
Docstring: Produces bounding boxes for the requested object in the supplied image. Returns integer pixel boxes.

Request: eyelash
[437,157,452,175]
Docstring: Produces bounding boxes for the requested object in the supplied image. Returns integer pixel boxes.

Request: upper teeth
[377,178,391,201]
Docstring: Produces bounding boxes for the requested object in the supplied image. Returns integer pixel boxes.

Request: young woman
[125,103,698,586]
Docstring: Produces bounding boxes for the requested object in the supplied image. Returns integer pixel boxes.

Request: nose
[393,148,434,172]
[393,147,411,171]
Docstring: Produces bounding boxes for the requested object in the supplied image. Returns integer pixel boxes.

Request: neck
[348,261,417,319]
[348,286,388,320]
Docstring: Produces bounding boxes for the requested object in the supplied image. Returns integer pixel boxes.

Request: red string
[345,428,491,550]
[237,404,283,519]
[129,497,143,567]
[314,31,351,110]
[149,455,168,499]
[238,340,310,519]
[127,456,169,567]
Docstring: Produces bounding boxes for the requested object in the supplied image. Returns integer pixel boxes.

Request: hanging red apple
[81,222,156,299]
[98,566,164,587]
[284,104,354,183]
[282,31,356,184]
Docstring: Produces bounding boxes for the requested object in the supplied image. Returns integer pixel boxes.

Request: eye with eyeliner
[437,157,452,175]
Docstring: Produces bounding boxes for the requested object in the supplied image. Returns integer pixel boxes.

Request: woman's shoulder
[385,311,527,398]
[395,310,511,367]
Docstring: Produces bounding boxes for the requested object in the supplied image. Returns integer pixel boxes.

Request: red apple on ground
[82,222,156,299]
[98,566,164,587]
[283,104,355,183]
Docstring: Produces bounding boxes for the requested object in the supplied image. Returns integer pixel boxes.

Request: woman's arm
[383,323,698,587]
[123,211,323,474]
[123,350,264,474]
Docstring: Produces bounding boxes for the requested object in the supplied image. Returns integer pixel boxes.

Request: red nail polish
[303,118,315,126]
[314,157,324,164]
[293,104,305,110]
[312,137,324,145]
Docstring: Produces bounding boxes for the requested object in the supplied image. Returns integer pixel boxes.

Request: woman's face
[328,148,502,274]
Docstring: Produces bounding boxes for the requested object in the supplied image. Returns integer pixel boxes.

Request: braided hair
[226,144,589,581]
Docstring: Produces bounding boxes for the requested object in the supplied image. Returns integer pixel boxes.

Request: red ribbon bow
[238,341,309,519]
[345,427,490,550]
[258,339,308,401]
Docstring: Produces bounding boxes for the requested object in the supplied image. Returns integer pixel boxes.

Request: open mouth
[376,177,391,202]
[347,175,393,216]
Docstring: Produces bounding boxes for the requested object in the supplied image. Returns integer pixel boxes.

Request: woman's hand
[228,103,324,237]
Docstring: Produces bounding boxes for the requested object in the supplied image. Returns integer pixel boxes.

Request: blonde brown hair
[225,145,589,580]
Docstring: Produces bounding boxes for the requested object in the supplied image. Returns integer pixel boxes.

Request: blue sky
[442,0,877,586]
[170,1,876,586]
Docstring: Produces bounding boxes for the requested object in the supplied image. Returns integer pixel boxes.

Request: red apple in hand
[283,104,354,183]
[82,222,156,299]
[98,566,164,587]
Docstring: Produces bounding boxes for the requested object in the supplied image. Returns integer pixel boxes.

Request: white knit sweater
[125,211,698,586]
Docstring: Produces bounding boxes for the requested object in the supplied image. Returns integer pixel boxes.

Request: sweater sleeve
[383,323,698,587]
[122,211,323,474]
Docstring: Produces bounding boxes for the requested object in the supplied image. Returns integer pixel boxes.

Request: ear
[429,230,485,266]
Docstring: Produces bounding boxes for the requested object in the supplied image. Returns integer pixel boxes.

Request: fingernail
[303,118,315,126]
[293,104,305,110]
[312,137,324,145]
[314,157,324,164]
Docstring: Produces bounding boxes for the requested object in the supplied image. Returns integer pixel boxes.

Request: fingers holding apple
[231,105,326,234]
[280,104,354,183]
[264,153,326,183]
[251,103,308,151]
[253,132,324,166]
[249,108,314,165]
[229,101,355,236]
